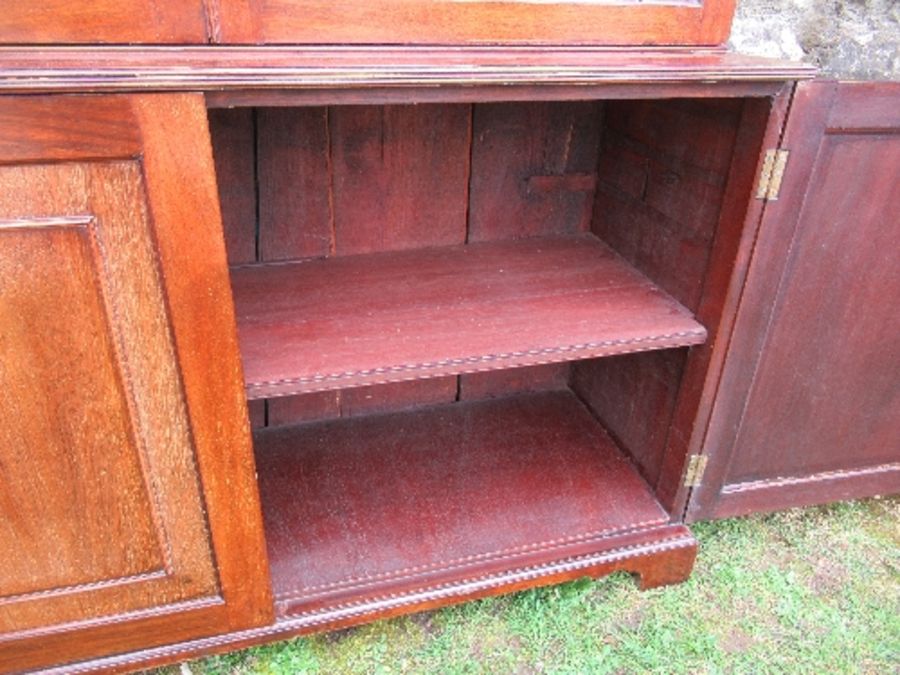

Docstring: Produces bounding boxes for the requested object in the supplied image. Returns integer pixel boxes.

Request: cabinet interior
[207,97,757,616]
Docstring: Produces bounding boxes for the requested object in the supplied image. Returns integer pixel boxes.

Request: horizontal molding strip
[51,527,695,675]
[0,46,815,95]
[722,462,900,495]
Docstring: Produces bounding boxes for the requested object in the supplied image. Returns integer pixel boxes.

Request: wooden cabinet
[0,95,272,672]
[0,49,809,671]
[0,36,896,674]
[686,81,900,521]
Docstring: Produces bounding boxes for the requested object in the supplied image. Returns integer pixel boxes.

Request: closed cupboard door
[216,0,737,45]
[0,95,272,672]
[687,81,900,521]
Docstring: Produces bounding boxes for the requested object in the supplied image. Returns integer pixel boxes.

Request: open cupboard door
[687,81,900,522]
[0,95,272,672]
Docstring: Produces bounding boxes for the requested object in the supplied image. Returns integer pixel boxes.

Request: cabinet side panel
[576,98,743,487]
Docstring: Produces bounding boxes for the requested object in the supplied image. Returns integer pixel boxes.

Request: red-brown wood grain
[257,107,332,261]
[0,1,208,44]
[215,0,736,46]
[330,104,471,256]
[468,102,602,242]
[574,98,752,503]
[572,350,687,488]
[459,363,570,401]
[655,94,787,513]
[38,525,696,675]
[254,391,673,614]
[0,94,272,672]
[208,108,257,265]
[687,82,900,520]
[267,378,459,427]
[231,235,707,400]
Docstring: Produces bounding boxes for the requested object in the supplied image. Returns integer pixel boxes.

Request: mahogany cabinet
[0,43,896,674]
[685,81,900,521]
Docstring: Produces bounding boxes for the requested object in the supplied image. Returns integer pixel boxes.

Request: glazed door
[216,0,736,45]
[688,81,900,521]
[0,95,272,672]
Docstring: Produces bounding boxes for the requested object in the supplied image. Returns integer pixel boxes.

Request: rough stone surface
[730,0,900,79]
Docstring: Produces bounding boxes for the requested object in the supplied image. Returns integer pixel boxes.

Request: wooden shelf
[231,234,707,399]
[254,390,673,615]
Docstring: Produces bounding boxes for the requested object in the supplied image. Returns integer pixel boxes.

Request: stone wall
[729,0,899,79]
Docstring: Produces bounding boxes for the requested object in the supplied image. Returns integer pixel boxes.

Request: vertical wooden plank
[268,391,341,427]
[267,379,458,427]
[341,378,457,417]
[265,103,470,426]
[330,104,470,255]
[208,108,257,265]
[459,364,569,401]
[468,101,602,241]
[247,399,267,429]
[257,107,333,261]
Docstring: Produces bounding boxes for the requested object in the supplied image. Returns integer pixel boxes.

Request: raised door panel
[0,1,209,44]
[217,0,736,46]
[0,96,272,672]
[688,82,900,521]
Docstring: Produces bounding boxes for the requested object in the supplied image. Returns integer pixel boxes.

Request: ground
[163,496,899,674]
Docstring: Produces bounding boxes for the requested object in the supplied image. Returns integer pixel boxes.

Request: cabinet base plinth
[52,525,696,674]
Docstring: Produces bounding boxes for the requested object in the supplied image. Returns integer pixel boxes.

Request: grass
[173,497,899,674]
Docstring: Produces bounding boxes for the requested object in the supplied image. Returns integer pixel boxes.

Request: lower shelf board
[254,390,684,617]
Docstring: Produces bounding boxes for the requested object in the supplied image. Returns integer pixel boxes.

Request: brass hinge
[756,149,789,201]
[683,454,708,487]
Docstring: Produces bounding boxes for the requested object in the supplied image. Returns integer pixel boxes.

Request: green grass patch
[171,497,899,674]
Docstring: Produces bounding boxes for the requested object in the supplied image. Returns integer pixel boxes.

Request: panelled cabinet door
[216,0,737,45]
[0,95,272,672]
[688,81,900,521]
